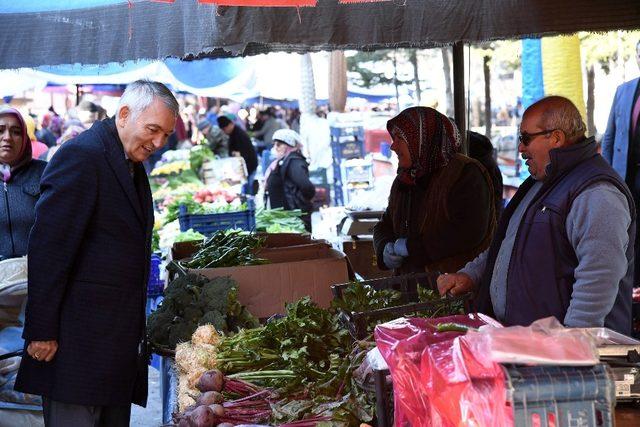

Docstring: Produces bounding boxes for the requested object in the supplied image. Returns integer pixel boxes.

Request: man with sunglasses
[438,96,635,335]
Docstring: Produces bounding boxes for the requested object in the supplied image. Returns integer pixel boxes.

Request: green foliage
[330,281,402,314]
[346,49,414,89]
[147,273,258,350]
[180,230,267,269]
[255,208,307,234]
[580,31,640,74]
[189,144,214,174]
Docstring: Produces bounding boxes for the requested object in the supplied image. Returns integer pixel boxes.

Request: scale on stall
[591,328,640,402]
[340,209,384,238]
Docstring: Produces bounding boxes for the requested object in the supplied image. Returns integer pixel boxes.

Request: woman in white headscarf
[264,129,316,231]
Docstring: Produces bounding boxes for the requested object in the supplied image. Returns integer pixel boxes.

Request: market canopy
[1,0,639,69]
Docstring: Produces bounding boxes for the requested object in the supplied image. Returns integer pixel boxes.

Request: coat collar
[94,118,145,226]
[544,136,597,184]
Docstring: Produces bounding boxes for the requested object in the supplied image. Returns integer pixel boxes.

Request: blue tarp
[521,39,545,110]
[0,0,125,14]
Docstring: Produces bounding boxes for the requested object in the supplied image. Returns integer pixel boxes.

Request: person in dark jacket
[15,80,178,426]
[373,107,496,275]
[0,107,47,261]
[265,129,316,231]
[438,96,636,335]
[468,130,504,220]
[36,113,57,148]
[218,115,258,195]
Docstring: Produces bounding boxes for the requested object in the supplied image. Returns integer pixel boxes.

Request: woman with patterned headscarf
[0,107,47,261]
[373,107,496,275]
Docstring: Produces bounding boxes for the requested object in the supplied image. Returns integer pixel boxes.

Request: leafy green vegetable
[331,281,402,314]
[147,273,258,350]
[189,144,214,174]
[180,230,268,269]
[255,208,307,234]
[174,229,205,243]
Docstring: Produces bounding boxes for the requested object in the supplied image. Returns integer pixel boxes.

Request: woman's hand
[383,242,404,269]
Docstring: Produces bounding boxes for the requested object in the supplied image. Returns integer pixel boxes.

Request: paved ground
[131,365,163,426]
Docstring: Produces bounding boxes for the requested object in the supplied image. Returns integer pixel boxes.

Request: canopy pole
[452,42,467,154]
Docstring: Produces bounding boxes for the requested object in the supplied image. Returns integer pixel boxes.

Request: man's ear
[551,129,566,147]
[117,106,130,127]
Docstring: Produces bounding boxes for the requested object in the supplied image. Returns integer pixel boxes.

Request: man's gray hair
[117,80,179,119]
[530,96,586,143]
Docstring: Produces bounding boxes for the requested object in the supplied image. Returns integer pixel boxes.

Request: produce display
[162,191,246,226]
[173,298,376,426]
[179,230,267,269]
[147,273,259,350]
[332,280,466,337]
[175,229,206,243]
[255,208,307,234]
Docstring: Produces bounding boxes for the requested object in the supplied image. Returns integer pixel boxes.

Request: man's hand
[27,340,58,362]
[437,273,475,296]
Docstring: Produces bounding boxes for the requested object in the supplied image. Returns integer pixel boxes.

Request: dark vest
[475,138,636,335]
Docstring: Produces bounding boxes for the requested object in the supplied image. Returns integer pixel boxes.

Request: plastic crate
[331,139,365,162]
[331,272,470,340]
[330,125,365,140]
[177,202,256,236]
[311,183,331,211]
[309,168,328,185]
[159,356,178,424]
[504,364,615,427]
[375,364,615,427]
[147,253,164,297]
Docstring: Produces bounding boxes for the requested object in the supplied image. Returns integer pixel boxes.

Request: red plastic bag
[374,314,512,427]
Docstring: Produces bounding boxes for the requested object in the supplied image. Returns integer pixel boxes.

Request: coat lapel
[621,79,639,135]
[98,123,145,227]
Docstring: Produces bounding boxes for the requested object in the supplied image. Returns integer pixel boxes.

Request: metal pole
[452,42,467,154]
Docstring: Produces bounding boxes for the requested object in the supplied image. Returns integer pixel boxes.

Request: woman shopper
[264,129,316,231]
[373,106,496,275]
[1,107,47,261]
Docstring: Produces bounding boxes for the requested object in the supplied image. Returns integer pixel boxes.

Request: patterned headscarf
[0,107,32,182]
[387,106,461,185]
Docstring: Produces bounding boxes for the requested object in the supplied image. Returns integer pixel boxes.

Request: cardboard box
[171,233,314,262]
[189,247,349,318]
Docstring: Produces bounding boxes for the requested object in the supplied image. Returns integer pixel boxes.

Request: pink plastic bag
[374,314,512,427]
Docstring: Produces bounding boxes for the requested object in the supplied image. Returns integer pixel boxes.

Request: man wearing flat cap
[218,116,258,195]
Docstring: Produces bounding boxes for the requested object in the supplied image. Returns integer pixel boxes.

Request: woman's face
[0,114,24,166]
[274,141,289,157]
[390,135,412,169]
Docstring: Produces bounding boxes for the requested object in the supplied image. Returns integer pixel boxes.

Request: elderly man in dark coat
[15,80,178,426]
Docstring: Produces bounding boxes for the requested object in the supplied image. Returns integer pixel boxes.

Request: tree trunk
[329,51,347,113]
[586,64,596,136]
[441,47,454,118]
[299,53,317,115]
[484,55,492,138]
[409,49,421,104]
[393,50,400,112]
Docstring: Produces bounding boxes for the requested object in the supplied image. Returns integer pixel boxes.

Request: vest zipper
[3,181,16,258]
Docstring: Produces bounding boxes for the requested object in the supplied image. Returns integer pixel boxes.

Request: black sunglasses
[518,129,557,146]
